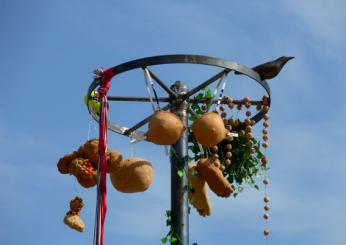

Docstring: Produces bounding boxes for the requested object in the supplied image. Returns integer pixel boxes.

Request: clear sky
[1,0,345,244]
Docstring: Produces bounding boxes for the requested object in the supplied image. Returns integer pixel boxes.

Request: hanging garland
[188,89,269,197]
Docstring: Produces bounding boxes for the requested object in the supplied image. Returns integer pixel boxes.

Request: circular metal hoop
[87,54,271,140]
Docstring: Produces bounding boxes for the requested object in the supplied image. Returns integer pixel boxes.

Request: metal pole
[169,81,189,245]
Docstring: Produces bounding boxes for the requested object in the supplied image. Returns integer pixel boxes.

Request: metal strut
[169,81,189,245]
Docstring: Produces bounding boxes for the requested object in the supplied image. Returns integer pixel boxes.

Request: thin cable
[207,73,226,111]
[215,74,228,111]
[144,68,160,110]
[143,69,156,111]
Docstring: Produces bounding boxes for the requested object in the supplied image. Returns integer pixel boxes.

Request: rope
[92,67,114,245]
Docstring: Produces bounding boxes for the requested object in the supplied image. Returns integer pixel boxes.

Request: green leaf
[177,170,183,178]
[161,237,168,244]
[170,237,178,243]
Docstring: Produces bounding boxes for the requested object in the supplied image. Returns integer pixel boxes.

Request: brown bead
[237,104,243,111]
[248,140,254,145]
[264,196,270,203]
[263,106,269,112]
[233,119,239,126]
[263,135,269,141]
[245,102,251,108]
[211,146,218,153]
[223,119,229,125]
[238,130,245,137]
[262,142,269,148]
[263,114,270,120]
[226,144,232,150]
[263,229,270,236]
[220,165,225,171]
[245,125,252,133]
[262,129,268,134]
[263,121,269,128]
[262,95,269,106]
[243,97,250,103]
[213,154,219,159]
[245,119,252,126]
[226,135,234,142]
[221,112,227,118]
[261,156,268,164]
[228,97,234,103]
[246,132,253,139]
[222,96,230,103]
[264,205,271,211]
[263,213,269,219]
[228,102,235,109]
[256,104,262,111]
[246,110,251,117]
[250,147,256,153]
[263,178,269,185]
[201,104,207,111]
[224,159,231,165]
[219,105,225,111]
[225,152,232,159]
[251,119,256,126]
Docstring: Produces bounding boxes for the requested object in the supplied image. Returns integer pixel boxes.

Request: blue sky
[1,0,345,244]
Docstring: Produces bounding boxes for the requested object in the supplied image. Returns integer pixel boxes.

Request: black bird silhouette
[235,56,294,80]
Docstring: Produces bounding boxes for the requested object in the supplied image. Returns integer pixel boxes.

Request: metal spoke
[183,68,231,99]
[107,96,170,102]
[123,104,170,136]
[189,98,263,105]
[144,67,178,98]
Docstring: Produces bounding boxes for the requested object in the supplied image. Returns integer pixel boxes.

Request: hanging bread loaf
[110,157,153,193]
[196,156,233,197]
[146,110,185,145]
[188,163,211,216]
[191,112,228,147]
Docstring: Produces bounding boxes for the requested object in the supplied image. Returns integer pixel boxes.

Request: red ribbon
[94,67,114,245]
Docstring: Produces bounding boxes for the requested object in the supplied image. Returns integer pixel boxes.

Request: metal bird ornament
[235,56,294,80]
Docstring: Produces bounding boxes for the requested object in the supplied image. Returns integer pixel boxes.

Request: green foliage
[161,210,180,244]
[218,135,268,196]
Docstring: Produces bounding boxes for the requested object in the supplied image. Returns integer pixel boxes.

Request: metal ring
[87,54,271,139]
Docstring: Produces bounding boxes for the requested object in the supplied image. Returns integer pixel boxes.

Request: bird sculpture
[235,56,294,80]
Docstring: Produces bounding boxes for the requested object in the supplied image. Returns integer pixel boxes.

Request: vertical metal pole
[170,81,189,245]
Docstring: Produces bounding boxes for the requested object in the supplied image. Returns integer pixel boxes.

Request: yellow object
[84,91,100,114]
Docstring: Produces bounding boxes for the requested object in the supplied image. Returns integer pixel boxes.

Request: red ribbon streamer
[94,67,114,245]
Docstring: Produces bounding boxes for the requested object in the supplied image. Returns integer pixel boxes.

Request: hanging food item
[146,110,185,145]
[63,196,85,232]
[69,158,97,188]
[107,149,124,173]
[188,163,211,217]
[191,112,228,147]
[77,139,100,165]
[196,155,233,197]
[57,139,122,187]
[110,157,153,193]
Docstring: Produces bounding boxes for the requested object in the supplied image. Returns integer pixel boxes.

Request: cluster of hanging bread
[57,139,153,193]
[57,139,153,232]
